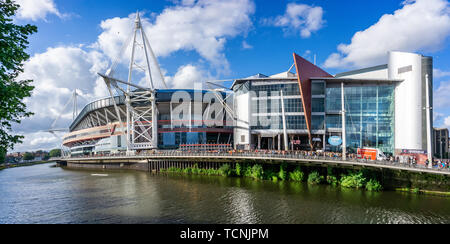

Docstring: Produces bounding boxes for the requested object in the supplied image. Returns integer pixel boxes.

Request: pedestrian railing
[65,150,450,173]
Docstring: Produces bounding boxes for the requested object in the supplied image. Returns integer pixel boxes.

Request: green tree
[0,147,5,164]
[22,152,34,161]
[0,1,37,155]
[49,148,61,158]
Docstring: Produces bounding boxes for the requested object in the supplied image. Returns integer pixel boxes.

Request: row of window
[158,132,232,147]
[251,98,304,114]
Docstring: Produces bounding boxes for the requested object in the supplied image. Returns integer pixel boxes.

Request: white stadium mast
[47,89,81,158]
[99,12,167,154]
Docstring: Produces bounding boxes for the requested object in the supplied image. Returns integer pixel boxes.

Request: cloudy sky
[9,0,450,152]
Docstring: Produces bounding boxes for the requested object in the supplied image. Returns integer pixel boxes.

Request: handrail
[64,150,450,173]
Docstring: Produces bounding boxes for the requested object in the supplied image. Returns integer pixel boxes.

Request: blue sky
[9,0,450,152]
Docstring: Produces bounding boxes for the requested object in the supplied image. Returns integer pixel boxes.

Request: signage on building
[328,136,342,146]
[401,149,427,155]
[293,140,301,145]
[312,138,322,142]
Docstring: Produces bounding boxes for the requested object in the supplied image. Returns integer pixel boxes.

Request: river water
[0,163,449,224]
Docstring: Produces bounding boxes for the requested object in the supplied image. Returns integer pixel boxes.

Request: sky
[8,0,450,153]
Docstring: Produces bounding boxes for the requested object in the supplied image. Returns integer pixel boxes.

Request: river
[0,163,449,224]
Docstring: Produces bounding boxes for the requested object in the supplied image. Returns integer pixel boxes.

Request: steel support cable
[51,93,74,129]
[107,33,134,77]
[142,28,168,89]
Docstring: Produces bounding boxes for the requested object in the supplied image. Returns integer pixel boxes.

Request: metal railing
[65,150,450,173]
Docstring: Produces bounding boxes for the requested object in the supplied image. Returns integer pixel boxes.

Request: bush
[264,169,278,181]
[278,164,287,181]
[366,179,383,191]
[326,175,339,186]
[289,167,304,182]
[183,167,192,175]
[191,165,200,175]
[251,164,264,180]
[308,171,324,185]
[235,163,242,176]
[244,165,253,178]
[340,172,366,189]
[219,164,232,177]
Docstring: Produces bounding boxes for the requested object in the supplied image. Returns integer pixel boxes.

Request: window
[312,82,325,95]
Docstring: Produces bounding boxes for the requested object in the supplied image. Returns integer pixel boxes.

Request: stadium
[62,89,233,157]
[61,14,234,156]
[60,13,435,164]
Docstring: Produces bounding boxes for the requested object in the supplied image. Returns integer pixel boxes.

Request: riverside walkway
[62,151,450,176]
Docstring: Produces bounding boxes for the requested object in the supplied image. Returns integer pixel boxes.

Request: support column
[323,134,326,151]
[341,82,347,160]
[258,134,261,150]
[278,134,281,150]
[151,92,158,149]
[290,135,294,151]
[280,90,289,151]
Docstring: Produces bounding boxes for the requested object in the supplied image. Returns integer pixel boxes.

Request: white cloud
[15,0,63,21]
[12,131,62,152]
[444,116,450,126]
[242,41,253,50]
[434,80,450,109]
[434,111,445,122]
[264,3,325,38]
[11,45,110,152]
[13,46,109,140]
[434,68,450,78]
[324,0,450,68]
[94,0,255,74]
[165,64,210,89]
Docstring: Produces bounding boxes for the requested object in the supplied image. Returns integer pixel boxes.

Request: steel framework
[99,12,167,153]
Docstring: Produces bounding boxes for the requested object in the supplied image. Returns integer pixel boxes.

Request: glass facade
[251,115,307,130]
[249,81,325,132]
[252,83,300,96]
[250,81,307,131]
[312,98,325,112]
[312,115,325,130]
[251,98,303,113]
[312,82,325,95]
[325,84,395,154]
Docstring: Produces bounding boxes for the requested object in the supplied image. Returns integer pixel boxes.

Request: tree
[49,148,61,158]
[0,147,5,164]
[22,152,34,161]
[0,1,37,155]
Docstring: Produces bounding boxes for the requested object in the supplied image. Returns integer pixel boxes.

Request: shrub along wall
[160,162,389,192]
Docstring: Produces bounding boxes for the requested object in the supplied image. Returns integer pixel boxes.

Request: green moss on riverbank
[160,163,386,192]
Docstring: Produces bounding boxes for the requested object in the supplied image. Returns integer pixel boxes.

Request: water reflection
[0,164,449,224]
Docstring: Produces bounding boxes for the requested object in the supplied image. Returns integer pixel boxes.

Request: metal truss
[99,12,164,153]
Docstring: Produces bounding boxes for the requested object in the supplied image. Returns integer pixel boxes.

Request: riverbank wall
[65,159,450,193]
